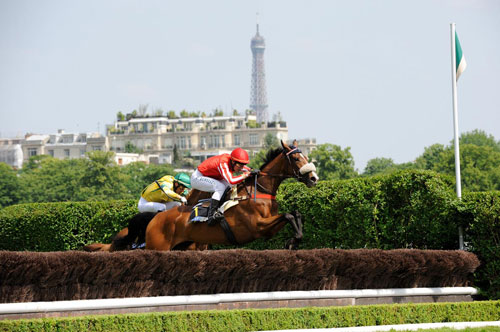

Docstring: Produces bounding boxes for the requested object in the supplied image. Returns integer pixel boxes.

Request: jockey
[138,172,191,213]
[191,147,253,225]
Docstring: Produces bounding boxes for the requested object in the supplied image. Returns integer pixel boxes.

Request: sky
[1,0,499,171]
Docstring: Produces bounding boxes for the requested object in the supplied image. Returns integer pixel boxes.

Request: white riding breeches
[137,197,181,213]
[191,169,230,201]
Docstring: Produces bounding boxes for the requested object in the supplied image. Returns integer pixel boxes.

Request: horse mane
[259,146,284,170]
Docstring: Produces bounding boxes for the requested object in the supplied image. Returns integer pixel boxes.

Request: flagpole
[450,23,464,250]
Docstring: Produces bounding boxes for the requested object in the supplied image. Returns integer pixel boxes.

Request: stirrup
[207,211,223,226]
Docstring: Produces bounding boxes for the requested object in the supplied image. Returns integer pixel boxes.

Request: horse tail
[111,212,157,250]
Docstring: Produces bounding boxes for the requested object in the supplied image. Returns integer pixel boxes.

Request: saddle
[189,187,239,224]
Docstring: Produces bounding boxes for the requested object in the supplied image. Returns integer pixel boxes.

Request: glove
[250,169,260,176]
[180,196,188,205]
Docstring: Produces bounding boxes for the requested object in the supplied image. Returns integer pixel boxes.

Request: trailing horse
[83,189,211,252]
[146,140,318,250]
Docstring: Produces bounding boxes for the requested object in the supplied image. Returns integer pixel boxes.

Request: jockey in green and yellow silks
[137,173,191,213]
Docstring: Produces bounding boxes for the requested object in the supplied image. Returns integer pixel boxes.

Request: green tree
[459,129,500,151]
[0,163,21,208]
[414,144,446,170]
[212,109,224,117]
[263,133,279,149]
[20,156,84,203]
[125,141,142,153]
[309,143,358,180]
[363,157,396,176]
[180,110,189,118]
[434,144,500,191]
[411,130,500,191]
[167,111,178,119]
[116,111,125,121]
[77,151,128,201]
[173,144,180,164]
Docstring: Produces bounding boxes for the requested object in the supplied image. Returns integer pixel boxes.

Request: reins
[245,147,306,201]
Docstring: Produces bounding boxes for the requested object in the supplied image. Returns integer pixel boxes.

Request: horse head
[281,140,319,188]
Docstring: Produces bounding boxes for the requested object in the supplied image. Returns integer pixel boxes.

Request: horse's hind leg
[145,214,176,251]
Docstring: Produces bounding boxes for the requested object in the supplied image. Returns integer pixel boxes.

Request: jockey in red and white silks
[191,148,251,224]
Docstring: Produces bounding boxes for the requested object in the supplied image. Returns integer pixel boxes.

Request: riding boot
[206,198,221,226]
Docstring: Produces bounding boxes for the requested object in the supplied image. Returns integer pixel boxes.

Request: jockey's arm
[162,188,184,202]
[218,162,248,185]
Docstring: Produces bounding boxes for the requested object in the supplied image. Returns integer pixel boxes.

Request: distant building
[21,130,108,163]
[106,113,290,164]
[0,138,23,169]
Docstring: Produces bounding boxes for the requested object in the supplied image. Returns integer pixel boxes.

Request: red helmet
[230,148,249,164]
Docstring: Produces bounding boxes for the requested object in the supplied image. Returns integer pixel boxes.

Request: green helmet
[174,173,191,189]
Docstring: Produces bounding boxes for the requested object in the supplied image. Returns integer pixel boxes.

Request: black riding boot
[207,198,221,226]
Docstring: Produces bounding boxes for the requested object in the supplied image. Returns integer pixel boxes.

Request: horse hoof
[284,239,300,250]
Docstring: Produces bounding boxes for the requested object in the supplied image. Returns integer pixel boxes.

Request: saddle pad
[189,203,209,223]
[189,187,239,223]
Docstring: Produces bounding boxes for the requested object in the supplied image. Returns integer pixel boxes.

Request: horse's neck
[257,155,288,194]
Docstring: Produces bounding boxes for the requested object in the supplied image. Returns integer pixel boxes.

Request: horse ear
[292,139,298,147]
[281,140,290,150]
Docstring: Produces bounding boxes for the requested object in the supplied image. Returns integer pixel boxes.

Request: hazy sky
[1,0,499,171]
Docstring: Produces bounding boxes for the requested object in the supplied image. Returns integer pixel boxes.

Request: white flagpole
[450,23,464,249]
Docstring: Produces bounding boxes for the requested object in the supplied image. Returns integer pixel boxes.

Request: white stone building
[0,138,24,169]
[107,113,292,163]
[21,130,108,163]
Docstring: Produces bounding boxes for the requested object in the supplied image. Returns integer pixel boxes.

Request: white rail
[0,287,477,315]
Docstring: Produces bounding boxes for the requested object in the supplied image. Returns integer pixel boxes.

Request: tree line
[310,129,500,192]
[0,129,499,209]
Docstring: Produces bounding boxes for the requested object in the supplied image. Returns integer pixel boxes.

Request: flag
[455,32,467,80]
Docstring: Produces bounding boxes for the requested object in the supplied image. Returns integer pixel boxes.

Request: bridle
[248,147,317,199]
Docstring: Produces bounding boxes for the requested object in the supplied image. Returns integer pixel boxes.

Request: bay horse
[146,140,318,250]
[83,187,211,252]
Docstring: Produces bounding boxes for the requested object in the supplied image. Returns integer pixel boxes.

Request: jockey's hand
[180,196,188,205]
[250,169,260,176]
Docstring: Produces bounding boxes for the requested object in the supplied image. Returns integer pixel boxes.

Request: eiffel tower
[250,24,269,124]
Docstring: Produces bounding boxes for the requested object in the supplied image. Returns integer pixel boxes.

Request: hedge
[454,191,500,300]
[1,301,499,332]
[249,170,459,250]
[0,200,137,251]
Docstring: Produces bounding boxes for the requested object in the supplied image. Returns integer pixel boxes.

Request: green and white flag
[455,32,467,80]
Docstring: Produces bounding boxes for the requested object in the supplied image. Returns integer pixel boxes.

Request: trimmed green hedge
[455,191,500,300]
[0,200,137,251]
[250,170,458,250]
[0,301,499,332]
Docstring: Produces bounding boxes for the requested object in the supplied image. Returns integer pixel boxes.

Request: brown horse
[83,187,211,252]
[146,140,318,250]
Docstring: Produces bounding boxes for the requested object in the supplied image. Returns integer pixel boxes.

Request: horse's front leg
[284,211,303,250]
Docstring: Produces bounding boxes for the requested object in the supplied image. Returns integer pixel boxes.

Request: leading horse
[146,140,318,250]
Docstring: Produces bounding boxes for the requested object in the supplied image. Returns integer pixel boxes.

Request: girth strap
[219,217,238,245]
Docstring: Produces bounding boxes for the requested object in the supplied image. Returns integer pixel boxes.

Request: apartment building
[107,113,292,164]
[7,114,315,168]
[21,130,108,163]
[0,138,23,169]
